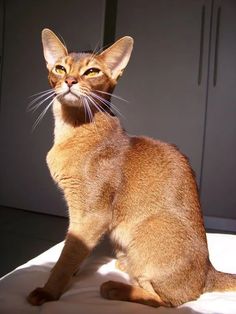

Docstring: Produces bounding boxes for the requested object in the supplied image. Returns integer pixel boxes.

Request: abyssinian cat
[27,29,236,307]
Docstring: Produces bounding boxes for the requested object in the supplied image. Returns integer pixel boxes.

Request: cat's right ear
[41,29,68,70]
[99,36,134,80]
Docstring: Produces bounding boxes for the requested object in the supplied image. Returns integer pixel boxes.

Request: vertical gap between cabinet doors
[199,0,215,197]
[103,0,118,48]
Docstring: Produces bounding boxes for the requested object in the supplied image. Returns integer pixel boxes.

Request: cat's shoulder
[129,135,177,151]
[127,135,189,164]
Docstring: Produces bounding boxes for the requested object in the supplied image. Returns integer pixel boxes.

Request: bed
[0,233,236,314]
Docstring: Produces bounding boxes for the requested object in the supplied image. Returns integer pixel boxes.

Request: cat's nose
[65,77,78,87]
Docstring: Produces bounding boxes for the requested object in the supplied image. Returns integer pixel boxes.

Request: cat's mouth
[60,89,81,105]
[64,91,79,100]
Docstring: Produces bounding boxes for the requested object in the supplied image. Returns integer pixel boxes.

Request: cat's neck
[52,99,118,144]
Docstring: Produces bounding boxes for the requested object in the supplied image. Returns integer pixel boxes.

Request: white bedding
[1,233,236,314]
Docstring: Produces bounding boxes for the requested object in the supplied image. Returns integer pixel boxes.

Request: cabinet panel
[0,0,105,215]
[115,0,211,183]
[201,0,236,219]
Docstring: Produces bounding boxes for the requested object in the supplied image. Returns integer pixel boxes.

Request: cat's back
[124,135,192,180]
[110,134,204,251]
[117,135,200,218]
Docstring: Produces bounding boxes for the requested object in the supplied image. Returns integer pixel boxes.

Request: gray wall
[0,0,106,216]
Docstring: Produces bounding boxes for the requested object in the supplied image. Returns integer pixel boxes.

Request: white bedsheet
[0,233,236,314]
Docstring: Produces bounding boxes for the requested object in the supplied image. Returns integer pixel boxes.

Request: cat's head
[41,29,133,111]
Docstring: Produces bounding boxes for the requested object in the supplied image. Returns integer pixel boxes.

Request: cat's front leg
[27,232,88,305]
[27,214,109,306]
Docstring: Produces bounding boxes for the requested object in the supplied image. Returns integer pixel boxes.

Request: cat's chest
[46,142,88,186]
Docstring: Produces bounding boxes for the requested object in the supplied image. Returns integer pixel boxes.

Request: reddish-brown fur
[27,29,236,307]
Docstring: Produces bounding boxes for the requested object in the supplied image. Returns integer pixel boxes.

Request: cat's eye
[55,65,66,75]
[83,68,101,77]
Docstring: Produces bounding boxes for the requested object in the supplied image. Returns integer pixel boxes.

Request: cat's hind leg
[100,280,171,308]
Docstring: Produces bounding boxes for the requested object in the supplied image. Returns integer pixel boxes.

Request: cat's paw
[100,280,129,300]
[27,287,58,306]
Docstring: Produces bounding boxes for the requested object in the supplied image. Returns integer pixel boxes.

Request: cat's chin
[63,92,79,102]
[60,92,81,107]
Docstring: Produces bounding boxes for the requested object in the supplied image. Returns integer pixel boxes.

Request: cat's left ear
[100,36,134,80]
[41,28,68,69]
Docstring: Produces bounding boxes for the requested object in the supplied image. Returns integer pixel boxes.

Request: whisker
[84,98,94,124]
[93,40,102,54]
[83,96,101,135]
[88,40,102,63]
[86,94,105,114]
[28,89,55,103]
[90,92,125,119]
[32,95,58,131]
[29,88,54,98]
[93,42,112,55]
[95,90,129,103]
[81,97,88,123]
[82,96,92,124]
[87,42,113,63]
[90,92,115,113]
[86,94,112,128]
[28,91,55,112]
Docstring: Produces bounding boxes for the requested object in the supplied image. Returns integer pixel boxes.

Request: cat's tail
[204,265,236,293]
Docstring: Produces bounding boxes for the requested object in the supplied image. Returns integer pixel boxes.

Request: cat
[27,28,236,307]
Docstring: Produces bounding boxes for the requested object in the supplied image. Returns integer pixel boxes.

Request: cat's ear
[41,29,68,69]
[100,36,134,80]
